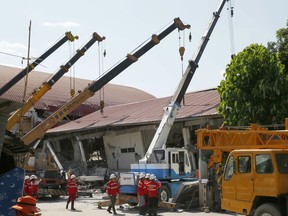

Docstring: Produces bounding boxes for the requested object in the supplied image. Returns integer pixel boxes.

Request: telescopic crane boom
[140,0,227,163]
[21,17,190,145]
[0,32,77,96]
[6,33,105,131]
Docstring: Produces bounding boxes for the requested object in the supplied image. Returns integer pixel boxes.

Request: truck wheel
[128,202,138,206]
[159,185,171,202]
[254,203,282,216]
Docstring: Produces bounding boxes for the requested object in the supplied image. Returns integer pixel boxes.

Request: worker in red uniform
[23,175,30,196]
[143,173,150,213]
[66,174,78,211]
[28,175,40,199]
[137,173,146,215]
[67,169,74,180]
[145,174,161,216]
[106,173,119,215]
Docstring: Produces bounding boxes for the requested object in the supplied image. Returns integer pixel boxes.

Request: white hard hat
[70,174,76,179]
[150,174,156,180]
[25,175,30,180]
[139,173,145,179]
[30,175,37,180]
[110,173,116,179]
[145,173,150,178]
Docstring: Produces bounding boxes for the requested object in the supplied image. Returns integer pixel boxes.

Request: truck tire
[159,185,171,202]
[254,203,282,216]
[128,202,138,206]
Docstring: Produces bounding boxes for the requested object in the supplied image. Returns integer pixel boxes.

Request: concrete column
[44,140,64,171]
[75,136,87,175]
[182,127,197,170]
[71,138,81,161]
[198,150,209,211]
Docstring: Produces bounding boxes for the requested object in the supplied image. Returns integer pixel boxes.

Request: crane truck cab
[128,147,195,201]
[221,149,288,216]
[133,148,192,179]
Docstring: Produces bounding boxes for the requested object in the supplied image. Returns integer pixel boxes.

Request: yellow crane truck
[197,120,288,216]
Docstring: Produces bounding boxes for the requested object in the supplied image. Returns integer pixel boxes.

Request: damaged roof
[47,88,220,134]
[0,65,155,116]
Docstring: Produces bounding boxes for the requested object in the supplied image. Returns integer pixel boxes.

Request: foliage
[267,20,288,74]
[217,44,288,126]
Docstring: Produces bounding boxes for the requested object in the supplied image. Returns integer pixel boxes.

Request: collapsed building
[43,88,223,177]
[0,65,155,174]
[0,65,223,209]
[0,65,223,193]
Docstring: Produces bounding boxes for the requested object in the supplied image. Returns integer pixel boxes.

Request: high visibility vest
[68,179,78,194]
[137,179,145,196]
[107,179,119,196]
[145,180,161,197]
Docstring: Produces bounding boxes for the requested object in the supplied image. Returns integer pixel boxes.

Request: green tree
[217,43,288,126]
[267,20,288,74]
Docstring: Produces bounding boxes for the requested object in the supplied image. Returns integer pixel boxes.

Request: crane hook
[179,47,185,61]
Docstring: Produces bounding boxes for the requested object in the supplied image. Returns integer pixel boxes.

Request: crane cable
[178,27,192,72]
[178,30,185,75]
[99,39,106,115]
[70,39,76,97]
[227,0,236,59]
[178,26,192,106]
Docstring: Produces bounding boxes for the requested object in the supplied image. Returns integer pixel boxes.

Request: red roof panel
[47,88,220,134]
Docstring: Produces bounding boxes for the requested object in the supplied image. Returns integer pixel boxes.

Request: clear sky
[1,0,287,98]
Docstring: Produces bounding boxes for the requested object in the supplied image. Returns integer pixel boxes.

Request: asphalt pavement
[36,194,235,216]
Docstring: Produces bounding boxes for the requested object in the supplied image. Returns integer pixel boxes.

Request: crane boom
[21,17,190,145]
[6,32,105,131]
[140,0,227,163]
[0,32,77,96]
[197,120,288,166]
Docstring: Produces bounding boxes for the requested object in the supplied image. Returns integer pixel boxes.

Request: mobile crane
[6,32,105,131]
[196,121,288,215]
[0,31,77,96]
[121,0,227,203]
[20,17,190,145]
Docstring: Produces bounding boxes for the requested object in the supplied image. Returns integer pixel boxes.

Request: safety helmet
[110,173,116,179]
[25,175,30,180]
[150,174,156,180]
[145,173,150,178]
[30,175,37,180]
[139,173,145,179]
[70,174,76,179]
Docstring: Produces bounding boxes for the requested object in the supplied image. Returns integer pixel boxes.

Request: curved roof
[0,65,155,116]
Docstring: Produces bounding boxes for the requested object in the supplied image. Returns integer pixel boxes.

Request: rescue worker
[67,169,74,180]
[66,174,78,211]
[106,173,119,215]
[28,175,40,199]
[143,173,150,213]
[145,174,161,216]
[23,175,30,196]
[137,173,146,215]
[11,195,41,216]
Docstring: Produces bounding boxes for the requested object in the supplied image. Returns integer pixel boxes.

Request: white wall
[103,131,145,171]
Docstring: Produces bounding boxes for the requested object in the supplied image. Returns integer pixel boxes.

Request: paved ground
[36,194,234,216]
